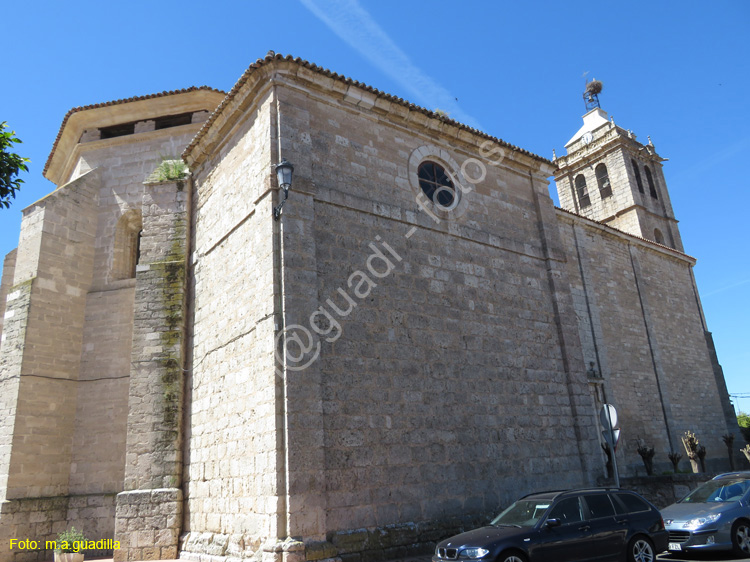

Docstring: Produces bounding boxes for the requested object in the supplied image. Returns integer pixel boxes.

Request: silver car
[661,471,750,556]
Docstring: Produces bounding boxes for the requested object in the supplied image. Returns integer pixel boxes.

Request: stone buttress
[114,174,190,561]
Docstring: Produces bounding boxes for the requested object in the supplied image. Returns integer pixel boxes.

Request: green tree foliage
[738,411,750,443]
[0,122,30,209]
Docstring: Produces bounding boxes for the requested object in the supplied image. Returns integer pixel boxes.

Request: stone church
[0,54,741,562]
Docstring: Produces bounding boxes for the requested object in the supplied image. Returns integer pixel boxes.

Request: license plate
[668,543,682,551]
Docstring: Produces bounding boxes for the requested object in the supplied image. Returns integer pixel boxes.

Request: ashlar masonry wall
[0,169,100,562]
[634,243,733,455]
[114,175,192,562]
[181,85,282,560]
[69,285,133,496]
[250,65,601,559]
[0,110,216,561]
[180,60,604,560]
[2,169,99,498]
[557,210,737,473]
[0,249,17,339]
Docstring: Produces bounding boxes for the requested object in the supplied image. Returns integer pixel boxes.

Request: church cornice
[43,86,226,183]
[182,53,553,171]
[609,203,678,224]
[555,206,694,263]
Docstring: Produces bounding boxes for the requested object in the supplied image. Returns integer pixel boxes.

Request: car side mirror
[546,518,561,528]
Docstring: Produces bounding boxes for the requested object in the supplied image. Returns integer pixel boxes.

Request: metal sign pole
[604,406,620,488]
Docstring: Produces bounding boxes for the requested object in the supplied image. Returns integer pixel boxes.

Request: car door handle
[578,525,590,531]
[618,519,629,525]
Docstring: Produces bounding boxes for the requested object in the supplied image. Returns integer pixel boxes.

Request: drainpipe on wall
[270,78,290,542]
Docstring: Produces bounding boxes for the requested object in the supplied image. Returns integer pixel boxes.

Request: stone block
[305,541,338,561]
[329,529,369,554]
[141,546,160,560]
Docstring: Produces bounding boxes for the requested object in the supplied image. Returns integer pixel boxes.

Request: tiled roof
[555,205,694,261]
[183,53,553,166]
[43,86,226,176]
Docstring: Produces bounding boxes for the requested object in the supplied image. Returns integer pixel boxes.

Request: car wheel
[627,536,654,562]
[498,551,527,562]
[732,519,750,556]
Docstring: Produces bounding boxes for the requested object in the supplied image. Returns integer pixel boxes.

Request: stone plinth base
[114,488,182,561]
[178,512,491,562]
[179,536,306,562]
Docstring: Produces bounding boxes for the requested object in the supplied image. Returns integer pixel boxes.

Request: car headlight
[459,548,489,559]
[683,514,720,529]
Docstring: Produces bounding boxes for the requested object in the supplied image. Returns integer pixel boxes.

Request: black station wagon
[433,488,668,562]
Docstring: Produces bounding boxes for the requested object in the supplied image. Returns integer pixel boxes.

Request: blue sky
[1,1,748,412]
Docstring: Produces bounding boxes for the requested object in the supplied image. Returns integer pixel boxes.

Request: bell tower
[553,81,683,251]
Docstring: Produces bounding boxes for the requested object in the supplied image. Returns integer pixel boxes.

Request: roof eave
[44,86,225,186]
[183,53,553,171]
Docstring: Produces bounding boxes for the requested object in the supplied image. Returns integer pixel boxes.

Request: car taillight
[659,517,665,530]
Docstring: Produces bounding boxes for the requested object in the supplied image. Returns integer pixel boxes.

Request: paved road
[659,553,750,561]
[84,551,750,562]
[393,553,750,562]
[90,550,748,562]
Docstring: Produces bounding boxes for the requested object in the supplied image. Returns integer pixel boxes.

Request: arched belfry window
[418,161,456,208]
[654,228,665,245]
[632,160,644,194]
[575,174,590,208]
[113,210,143,280]
[644,165,658,199]
[595,164,612,198]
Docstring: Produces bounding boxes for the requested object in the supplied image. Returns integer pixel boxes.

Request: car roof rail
[569,487,623,493]
[519,487,625,500]
[519,490,567,499]
[712,471,750,480]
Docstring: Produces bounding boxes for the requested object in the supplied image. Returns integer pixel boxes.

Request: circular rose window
[417,161,456,208]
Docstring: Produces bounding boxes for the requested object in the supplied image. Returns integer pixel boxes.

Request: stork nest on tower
[586,80,603,95]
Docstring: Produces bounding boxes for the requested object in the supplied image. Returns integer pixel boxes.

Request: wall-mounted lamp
[273,158,294,220]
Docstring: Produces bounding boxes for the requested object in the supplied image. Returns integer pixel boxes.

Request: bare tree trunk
[723,434,735,471]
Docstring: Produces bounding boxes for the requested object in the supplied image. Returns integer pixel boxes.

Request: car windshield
[680,478,750,503]
[491,499,552,527]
